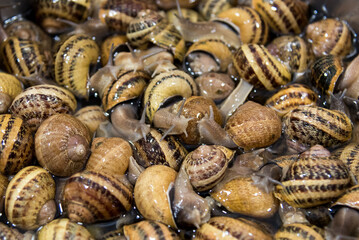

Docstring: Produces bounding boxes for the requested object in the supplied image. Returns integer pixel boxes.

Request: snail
[5,166,56,230]
[338,53,359,100]
[167,8,202,24]
[35,114,92,177]
[0,114,34,175]
[0,172,8,214]
[155,0,200,10]
[123,220,180,240]
[100,34,128,66]
[74,105,108,137]
[198,0,232,20]
[0,222,27,240]
[334,142,359,184]
[0,72,23,114]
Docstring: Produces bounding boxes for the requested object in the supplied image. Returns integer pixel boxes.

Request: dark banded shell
[98,0,157,33]
[271,154,299,170]
[253,0,309,34]
[306,18,353,58]
[199,0,232,20]
[334,143,359,184]
[74,105,108,136]
[0,173,8,213]
[100,34,128,66]
[232,43,291,90]
[123,220,180,240]
[0,73,23,110]
[310,55,343,96]
[167,8,202,24]
[274,223,325,240]
[267,35,313,73]
[9,84,77,132]
[0,222,23,240]
[55,34,100,99]
[62,171,133,224]
[133,128,188,171]
[283,105,352,148]
[333,184,359,210]
[217,7,269,44]
[0,114,33,175]
[275,152,351,208]
[195,216,272,240]
[265,84,318,117]
[38,218,94,240]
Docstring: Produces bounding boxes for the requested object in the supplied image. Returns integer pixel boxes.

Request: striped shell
[0,114,33,175]
[253,0,309,34]
[62,171,133,224]
[0,173,8,213]
[74,105,108,136]
[334,143,359,184]
[5,166,56,230]
[55,34,100,99]
[306,18,353,58]
[310,55,343,96]
[217,7,269,44]
[333,184,359,210]
[0,222,23,240]
[155,0,200,9]
[133,128,188,171]
[265,84,318,117]
[86,137,132,176]
[134,165,177,228]
[167,8,202,24]
[274,223,325,240]
[123,220,180,240]
[195,216,272,240]
[100,34,127,66]
[9,84,77,132]
[0,72,23,113]
[275,149,351,208]
[283,105,353,148]
[38,218,94,240]
[183,145,235,191]
[199,0,232,20]
[232,43,291,90]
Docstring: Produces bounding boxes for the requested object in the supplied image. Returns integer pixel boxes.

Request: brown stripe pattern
[334,184,359,209]
[74,105,108,135]
[123,220,180,240]
[200,0,231,20]
[274,223,325,240]
[336,143,359,183]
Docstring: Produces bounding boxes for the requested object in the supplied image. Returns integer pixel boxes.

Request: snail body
[333,184,359,210]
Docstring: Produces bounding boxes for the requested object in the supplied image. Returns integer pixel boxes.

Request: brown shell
[0,222,23,240]
[133,128,188,171]
[333,184,359,210]
[0,173,8,214]
[86,137,132,176]
[155,0,200,10]
[0,72,23,114]
[62,171,133,224]
[232,44,291,90]
[5,166,56,230]
[195,216,272,240]
[134,165,177,228]
[0,114,34,175]
[9,84,77,132]
[123,220,180,240]
[38,218,94,240]
[274,223,325,240]
[211,176,279,218]
[199,0,232,20]
[74,105,108,136]
[35,114,91,177]
[334,143,359,183]
[100,34,128,66]
[225,101,282,150]
[306,18,353,58]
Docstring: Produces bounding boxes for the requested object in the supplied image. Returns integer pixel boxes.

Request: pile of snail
[1,0,359,239]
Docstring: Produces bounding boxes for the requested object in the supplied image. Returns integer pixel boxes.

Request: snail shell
[86,137,132,176]
[100,34,127,66]
[310,55,343,96]
[5,166,56,230]
[167,8,202,24]
[332,184,359,211]
[306,18,353,58]
[55,34,100,99]
[252,0,309,34]
[225,101,282,150]
[0,173,8,214]
[183,145,235,191]
[134,165,177,228]
[195,216,272,240]
[155,0,200,10]
[123,220,180,240]
[211,176,279,218]
[267,35,313,73]
[217,7,269,44]
[0,72,23,113]
[283,105,352,149]
[62,171,133,224]
[0,114,34,175]
[232,43,292,90]
[133,128,188,171]
[275,146,351,208]
[74,105,108,137]
[265,84,318,117]
[9,84,77,132]
[274,223,325,240]
[339,54,359,99]
[38,218,94,240]
[35,114,91,177]
[199,0,232,20]
[0,222,24,240]
[334,143,359,184]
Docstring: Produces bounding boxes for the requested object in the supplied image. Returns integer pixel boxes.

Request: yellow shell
[335,143,359,183]
[134,165,177,228]
[199,0,232,20]
[167,8,202,24]
[123,220,180,240]
[333,184,359,210]
[0,72,23,113]
[0,222,24,239]
[0,173,8,213]
[100,34,128,66]
[74,105,108,136]
[274,223,325,240]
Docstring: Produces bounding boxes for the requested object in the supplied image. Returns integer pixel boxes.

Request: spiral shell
[195,216,272,240]
[274,223,325,240]
[0,114,33,175]
[9,84,77,132]
[123,220,180,240]
[74,105,108,136]
[232,44,291,90]
[0,173,8,213]
[0,222,23,240]
[55,34,100,99]
[133,128,187,171]
[134,165,177,228]
[265,84,318,117]
[252,0,309,34]
[199,0,232,20]
[86,137,132,176]
[306,18,353,58]
[38,218,94,240]
[225,101,282,150]
[100,34,127,66]
[217,7,269,44]
[62,171,133,224]
[35,114,91,177]
[5,166,56,230]
[155,0,200,10]
[0,72,23,113]
[167,8,202,24]
[334,143,359,184]
[283,105,352,148]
